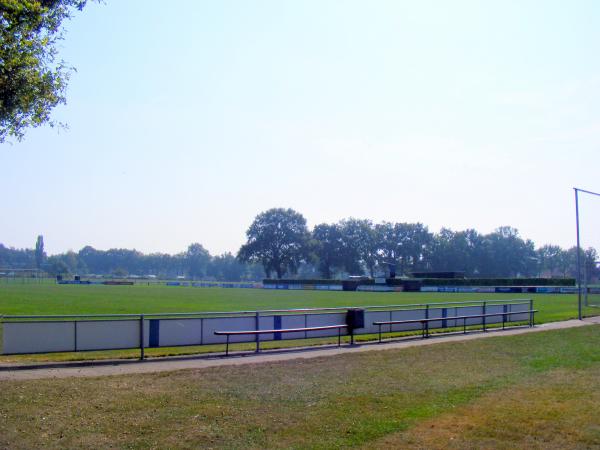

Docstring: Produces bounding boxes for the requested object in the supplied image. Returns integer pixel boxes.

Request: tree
[47,255,69,275]
[476,227,537,277]
[397,222,432,272]
[208,252,246,281]
[338,218,373,276]
[429,228,482,275]
[185,243,210,279]
[537,245,565,277]
[375,222,432,275]
[112,267,127,278]
[237,208,311,279]
[584,247,600,283]
[312,223,345,278]
[0,0,93,142]
[34,235,45,268]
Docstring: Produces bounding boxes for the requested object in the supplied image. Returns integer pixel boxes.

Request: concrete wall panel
[158,319,203,347]
[202,316,257,344]
[77,320,143,351]
[3,321,75,354]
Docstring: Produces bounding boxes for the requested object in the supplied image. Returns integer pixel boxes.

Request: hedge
[263,279,344,285]
[263,278,377,285]
[419,278,575,287]
[263,277,575,287]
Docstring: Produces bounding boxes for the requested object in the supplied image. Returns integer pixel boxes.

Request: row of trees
[0,242,264,281]
[237,208,600,280]
[2,208,599,281]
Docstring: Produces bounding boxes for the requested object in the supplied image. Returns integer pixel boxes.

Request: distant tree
[475,227,537,277]
[563,246,600,282]
[245,262,269,281]
[47,256,69,276]
[63,250,83,274]
[338,218,373,275]
[375,222,432,275]
[537,245,565,277]
[584,247,600,283]
[185,243,210,279]
[429,228,482,275]
[312,223,346,278]
[208,252,246,281]
[398,222,433,272]
[0,0,95,142]
[237,208,311,279]
[34,235,45,268]
[375,222,400,269]
[0,243,35,268]
[112,267,127,278]
[295,261,320,278]
[78,245,103,273]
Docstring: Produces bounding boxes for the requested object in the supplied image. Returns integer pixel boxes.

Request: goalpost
[574,187,600,318]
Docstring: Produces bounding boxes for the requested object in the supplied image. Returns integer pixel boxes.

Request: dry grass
[368,368,600,449]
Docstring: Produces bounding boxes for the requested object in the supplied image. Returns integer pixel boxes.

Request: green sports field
[0,282,595,362]
[0,282,583,322]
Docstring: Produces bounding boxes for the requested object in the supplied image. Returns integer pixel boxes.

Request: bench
[214,324,349,356]
[373,309,538,342]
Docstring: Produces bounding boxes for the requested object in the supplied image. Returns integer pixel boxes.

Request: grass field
[1,325,600,448]
[0,282,593,362]
[0,282,583,322]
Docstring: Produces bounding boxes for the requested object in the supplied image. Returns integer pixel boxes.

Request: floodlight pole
[574,187,600,320]
[575,188,582,320]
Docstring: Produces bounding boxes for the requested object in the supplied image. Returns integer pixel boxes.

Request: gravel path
[2,317,599,381]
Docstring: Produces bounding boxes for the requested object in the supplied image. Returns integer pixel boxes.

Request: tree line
[0,240,263,281]
[237,208,598,281]
[1,208,598,281]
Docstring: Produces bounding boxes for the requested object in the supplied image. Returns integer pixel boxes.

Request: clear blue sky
[2,0,600,255]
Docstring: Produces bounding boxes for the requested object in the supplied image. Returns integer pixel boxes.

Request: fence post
[255,311,260,353]
[529,299,534,327]
[140,314,145,360]
[482,301,487,332]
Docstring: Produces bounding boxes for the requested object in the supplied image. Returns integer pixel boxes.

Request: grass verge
[1,325,600,448]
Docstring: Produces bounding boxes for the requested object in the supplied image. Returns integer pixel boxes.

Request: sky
[2,0,600,256]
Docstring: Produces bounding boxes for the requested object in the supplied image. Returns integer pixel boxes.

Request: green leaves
[237,208,311,279]
[0,0,91,142]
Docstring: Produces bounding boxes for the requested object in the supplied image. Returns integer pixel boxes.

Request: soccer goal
[574,188,600,317]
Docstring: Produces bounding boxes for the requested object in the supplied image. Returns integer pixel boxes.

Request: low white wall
[2,301,532,355]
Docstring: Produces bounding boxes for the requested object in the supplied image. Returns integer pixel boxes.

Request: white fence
[2,300,533,356]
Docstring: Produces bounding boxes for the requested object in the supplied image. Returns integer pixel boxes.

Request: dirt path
[2,317,599,381]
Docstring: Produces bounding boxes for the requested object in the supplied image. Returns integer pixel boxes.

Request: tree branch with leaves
[0,0,93,142]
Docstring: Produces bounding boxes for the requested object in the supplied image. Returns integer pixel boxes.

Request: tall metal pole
[574,187,600,319]
[575,188,582,320]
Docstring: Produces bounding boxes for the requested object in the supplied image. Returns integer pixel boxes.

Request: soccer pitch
[0,282,581,322]
[0,282,588,362]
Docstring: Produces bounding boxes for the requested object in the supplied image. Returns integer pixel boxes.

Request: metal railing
[0,299,533,359]
[0,298,533,321]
